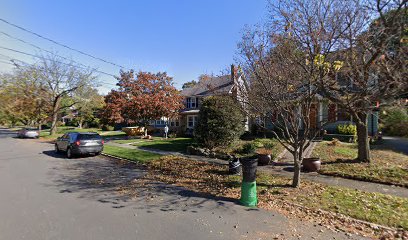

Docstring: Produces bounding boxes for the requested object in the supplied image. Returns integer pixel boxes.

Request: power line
[0,45,118,79]
[0,31,118,78]
[0,17,127,70]
[0,59,15,66]
[0,49,117,87]
[0,30,108,73]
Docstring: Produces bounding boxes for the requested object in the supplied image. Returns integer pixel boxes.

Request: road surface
[0,128,364,240]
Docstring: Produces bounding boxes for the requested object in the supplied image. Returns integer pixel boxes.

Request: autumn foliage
[102,70,183,134]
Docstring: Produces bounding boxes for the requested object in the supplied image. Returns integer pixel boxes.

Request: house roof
[181,75,234,97]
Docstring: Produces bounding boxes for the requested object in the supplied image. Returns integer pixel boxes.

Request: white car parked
[17,128,39,138]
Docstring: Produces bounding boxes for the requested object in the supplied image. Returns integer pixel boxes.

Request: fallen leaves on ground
[119,155,408,240]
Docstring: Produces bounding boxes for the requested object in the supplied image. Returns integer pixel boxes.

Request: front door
[309,104,317,129]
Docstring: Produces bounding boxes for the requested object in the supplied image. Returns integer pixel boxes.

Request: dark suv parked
[55,132,104,158]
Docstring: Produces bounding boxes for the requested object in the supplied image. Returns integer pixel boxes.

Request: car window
[69,133,77,142]
[61,134,68,139]
[78,134,102,140]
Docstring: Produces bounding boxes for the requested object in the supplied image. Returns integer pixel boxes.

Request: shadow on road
[46,156,237,214]
[42,150,68,159]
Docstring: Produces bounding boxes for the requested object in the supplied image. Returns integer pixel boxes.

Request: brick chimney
[231,64,237,83]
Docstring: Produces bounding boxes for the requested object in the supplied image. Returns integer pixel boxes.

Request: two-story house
[149,65,245,135]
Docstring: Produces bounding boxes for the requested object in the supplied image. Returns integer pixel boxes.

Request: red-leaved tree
[102,70,183,135]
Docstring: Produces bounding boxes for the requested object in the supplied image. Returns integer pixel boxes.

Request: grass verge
[102,145,161,163]
[312,141,408,187]
[131,138,194,153]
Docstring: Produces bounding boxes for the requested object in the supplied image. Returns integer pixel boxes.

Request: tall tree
[0,68,50,128]
[102,70,183,135]
[33,54,97,135]
[243,0,407,164]
[73,87,104,128]
[238,0,360,187]
[316,0,407,162]
[182,80,197,89]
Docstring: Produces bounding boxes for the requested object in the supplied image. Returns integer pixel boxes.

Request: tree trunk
[38,123,42,136]
[356,121,371,163]
[292,151,301,188]
[50,96,61,135]
[78,118,83,129]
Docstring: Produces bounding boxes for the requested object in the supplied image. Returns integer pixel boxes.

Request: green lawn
[131,138,195,153]
[39,127,126,140]
[113,139,143,144]
[317,187,408,229]
[102,145,161,163]
[250,172,408,229]
[312,141,408,187]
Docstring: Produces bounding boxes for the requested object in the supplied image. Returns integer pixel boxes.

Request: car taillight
[75,140,81,146]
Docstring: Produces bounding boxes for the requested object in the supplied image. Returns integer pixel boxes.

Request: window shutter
[196,97,199,108]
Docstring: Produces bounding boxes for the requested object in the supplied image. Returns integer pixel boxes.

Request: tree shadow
[45,156,240,214]
[320,158,362,165]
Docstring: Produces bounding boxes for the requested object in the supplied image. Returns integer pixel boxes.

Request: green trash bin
[240,158,258,207]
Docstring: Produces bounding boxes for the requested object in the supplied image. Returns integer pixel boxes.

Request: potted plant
[257,148,273,166]
[302,157,321,172]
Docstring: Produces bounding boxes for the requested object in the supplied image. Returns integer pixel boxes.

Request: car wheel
[55,144,60,153]
[67,148,73,159]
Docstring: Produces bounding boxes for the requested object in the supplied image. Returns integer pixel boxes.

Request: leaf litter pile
[119,156,408,239]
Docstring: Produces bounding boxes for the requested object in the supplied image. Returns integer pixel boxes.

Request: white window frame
[170,119,180,127]
[186,97,196,108]
[187,115,198,129]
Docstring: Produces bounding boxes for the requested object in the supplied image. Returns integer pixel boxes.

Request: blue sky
[0,0,268,93]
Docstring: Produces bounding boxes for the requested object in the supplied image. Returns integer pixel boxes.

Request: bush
[381,107,408,137]
[194,96,245,149]
[241,142,257,154]
[101,125,114,131]
[337,124,357,135]
[263,142,275,150]
[253,138,275,148]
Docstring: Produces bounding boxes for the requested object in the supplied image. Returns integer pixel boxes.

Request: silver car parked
[17,128,39,138]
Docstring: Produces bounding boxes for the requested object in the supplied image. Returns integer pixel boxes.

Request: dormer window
[186,97,197,108]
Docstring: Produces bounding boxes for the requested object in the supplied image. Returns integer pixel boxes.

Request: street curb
[101,152,145,166]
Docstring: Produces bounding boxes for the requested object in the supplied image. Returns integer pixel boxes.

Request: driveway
[381,136,408,155]
[0,128,364,240]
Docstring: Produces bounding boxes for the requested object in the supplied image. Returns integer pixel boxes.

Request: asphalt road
[0,128,364,240]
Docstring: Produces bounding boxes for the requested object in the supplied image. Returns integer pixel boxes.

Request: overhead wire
[0,30,119,77]
[0,17,127,70]
[0,49,117,87]
[0,45,118,78]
